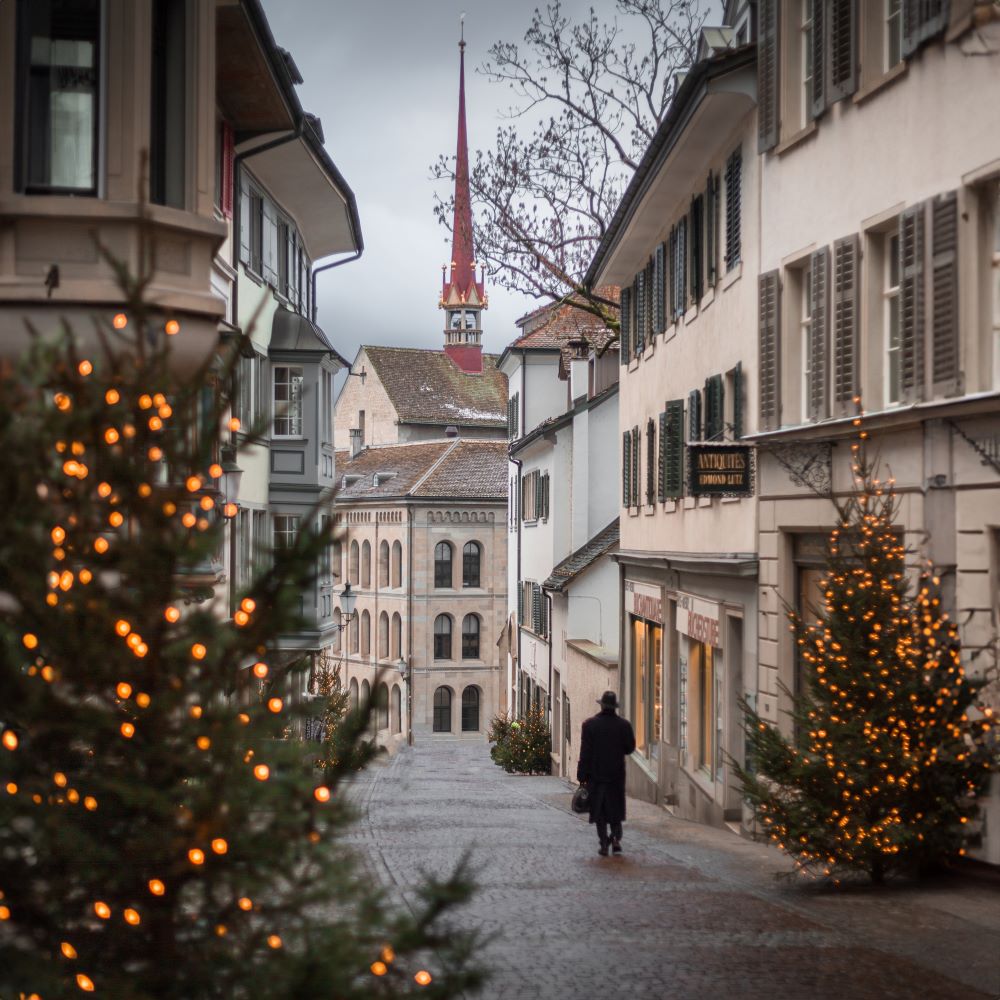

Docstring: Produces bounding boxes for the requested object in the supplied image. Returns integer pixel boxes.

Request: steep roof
[542,518,620,592]
[362,346,507,428]
[334,439,508,502]
[509,291,619,352]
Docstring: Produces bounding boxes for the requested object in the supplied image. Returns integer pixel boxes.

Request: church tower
[440,24,487,374]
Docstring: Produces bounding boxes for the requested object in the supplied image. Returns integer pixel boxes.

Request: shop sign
[688,444,754,497]
[676,591,723,648]
[624,579,663,624]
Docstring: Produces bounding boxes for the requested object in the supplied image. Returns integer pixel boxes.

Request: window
[691,639,716,774]
[885,228,902,405]
[320,515,333,583]
[434,541,452,588]
[645,417,656,505]
[507,392,520,440]
[349,540,359,584]
[349,612,359,654]
[378,611,389,658]
[800,0,815,129]
[272,366,304,437]
[630,616,663,760]
[332,540,342,581]
[800,262,813,423]
[361,540,371,589]
[433,615,452,659]
[391,541,402,588]
[376,683,389,731]
[461,687,481,732]
[886,0,903,70]
[273,515,298,551]
[391,612,402,659]
[349,678,359,710]
[379,540,390,588]
[248,188,263,276]
[658,400,684,501]
[360,610,370,657]
[433,687,452,732]
[521,470,540,522]
[724,148,742,272]
[320,369,333,444]
[150,0,186,208]
[17,0,101,195]
[463,542,481,588]
[462,614,480,659]
[391,684,402,735]
[360,679,370,708]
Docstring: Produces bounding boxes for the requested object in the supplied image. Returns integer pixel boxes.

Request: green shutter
[704,374,724,441]
[832,234,860,416]
[759,270,781,430]
[518,583,524,625]
[654,243,666,334]
[532,583,542,634]
[646,417,656,504]
[810,0,826,119]
[663,399,684,499]
[900,203,925,402]
[808,246,830,421]
[620,286,632,363]
[688,389,701,442]
[622,432,632,507]
[657,410,668,502]
[930,191,961,397]
[631,426,640,507]
[828,0,858,102]
[635,272,646,355]
[733,362,744,439]
[758,0,780,152]
[706,174,718,288]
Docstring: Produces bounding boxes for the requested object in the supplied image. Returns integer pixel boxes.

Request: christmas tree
[0,260,482,997]
[737,433,997,883]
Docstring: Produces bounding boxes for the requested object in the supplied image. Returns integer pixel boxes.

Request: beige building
[333,439,508,743]
[749,1,1000,864]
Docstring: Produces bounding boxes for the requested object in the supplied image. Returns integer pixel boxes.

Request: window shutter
[828,0,858,102]
[654,243,666,335]
[758,0,780,152]
[635,271,646,355]
[221,123,235,218]
[810,0,826,119]
[899,203,926,402]
[733,362,744,439]
[532,583,542,634]
[262,199,278,286]
[903,0,948,58]
[535,471,544,517]
[631,426,640,507]
[657,410,668,502]
[238,176,251,265]
[690,196,704,304]
[543,472,550,519]
[676,217,688,317]
[725,149,742,271]
[688,389,702,442]
[620,286,632,363]
[646,259,655,337]
[704,374,724,441]
[706,174,718,288]
[664,399,684,498]
[646,417,656,504]
[832,234,860,416]
[808,247,830,421]
[287,227,299,304]
[514,392,520,437]
[668,227,677,321]
[930,190,961,396]
[759,270,781,430]
[622,431,632,507]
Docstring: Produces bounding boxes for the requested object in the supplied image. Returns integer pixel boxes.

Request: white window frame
[273,513,298,551]
[885,0,903,72]
[884,229,902,406]
[800,263,812,423]
[800,0,814,131]
[272,365,304,437]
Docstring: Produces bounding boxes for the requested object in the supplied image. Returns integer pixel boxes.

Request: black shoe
[598,842,609,857]
[611,838,623,855]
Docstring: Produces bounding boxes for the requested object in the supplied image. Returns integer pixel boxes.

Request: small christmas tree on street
[0,255,482,997]
[737,432,997,883]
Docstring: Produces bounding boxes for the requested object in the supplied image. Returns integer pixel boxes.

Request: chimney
[568,339,590,402]
[349,427,363,458]
[445,425,459,438]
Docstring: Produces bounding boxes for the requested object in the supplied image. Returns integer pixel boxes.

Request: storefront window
[691,641,715,775]
[630,615,663,761]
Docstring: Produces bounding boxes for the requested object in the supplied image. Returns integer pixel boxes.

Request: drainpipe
[544,588,554,722]
[311,250,362,324]
[509,449,523,718]
[406,505,414,745]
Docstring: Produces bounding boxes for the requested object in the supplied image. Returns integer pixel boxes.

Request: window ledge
[775,120,818,157]
[628,357,640,373]
[684,304,699,326]
[627,506,640,517]
[854,61,908,107]
[699,286,716,311]
[643,341,655,361]
[697,496,712,508]
[663,500,678,513]
[721,262,743,290]
[645,503,656,515]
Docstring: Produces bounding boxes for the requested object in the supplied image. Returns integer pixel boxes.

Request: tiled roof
[362,346,507,427]
[412,440,509,499]
[509,290,619,351]
[334,439,508,502]
[542,518,619,592]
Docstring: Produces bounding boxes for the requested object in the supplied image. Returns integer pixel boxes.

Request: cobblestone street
[347,741,1000,1000]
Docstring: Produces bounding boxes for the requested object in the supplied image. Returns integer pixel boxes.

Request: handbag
[571,784,590,814]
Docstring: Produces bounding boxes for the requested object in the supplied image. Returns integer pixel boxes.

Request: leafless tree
[432,0,711,329]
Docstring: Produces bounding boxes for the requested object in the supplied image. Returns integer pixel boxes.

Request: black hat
[598,690,619,709]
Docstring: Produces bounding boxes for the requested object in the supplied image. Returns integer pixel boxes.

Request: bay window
[273,366,303,437]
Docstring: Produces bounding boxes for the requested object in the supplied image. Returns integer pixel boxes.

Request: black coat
[576,708,636,825]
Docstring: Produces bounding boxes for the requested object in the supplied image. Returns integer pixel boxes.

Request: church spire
[441,19,486,374]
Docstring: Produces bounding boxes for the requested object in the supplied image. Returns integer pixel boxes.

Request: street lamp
[339,582,357,624]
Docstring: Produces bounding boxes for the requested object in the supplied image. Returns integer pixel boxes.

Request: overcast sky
[260,0,602,369]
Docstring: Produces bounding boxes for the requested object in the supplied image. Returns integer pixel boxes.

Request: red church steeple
[441,21,486,374]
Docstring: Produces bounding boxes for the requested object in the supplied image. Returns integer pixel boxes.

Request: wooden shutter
[517,582,524,625]
[810,0,826,119]
[688,389,702,442]
[706,174,718,288]
[903,0,949,58]
[631,426,640,507]
[676,217,688,317]
[543,473,551,519]
[758,0,780,152]
[690,195,704,304]
[808,247,830,421]
[930,191,961,396]
[725,149,742,271]
[622,432,632,506]
[535,471,544,518]
[221,122,235,218]
[828,0,858,102]
[831,234,860,416]
[646,417,656,504]
[654,243,666,335]
[759,270,781,430]
[657,410,668,502]
[238,176,251,265]
[620,286,632,363]
[733,362,744,439]
[704,374,724,440]
[635,272,646,355]
[899,203,926,402]
[532,583,542,634]
[662,400,684,499]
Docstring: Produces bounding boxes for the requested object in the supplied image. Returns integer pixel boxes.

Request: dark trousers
[596,819,622,844]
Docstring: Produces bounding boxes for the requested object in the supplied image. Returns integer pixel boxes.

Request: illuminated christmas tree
[738,434,997,883]
[0,267,481,997]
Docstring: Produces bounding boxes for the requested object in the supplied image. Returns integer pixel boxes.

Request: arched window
[360,609,371,656]
[433,615,452,659]
[376,683,389,731]
[350,612,359,653]
[378,611,389,658]
[349,540,359,583]
[462,686,481,732]
[379,540,390,587]
[462,614,480,659]
[434,541,452,588]
[360,679,370,708]
[333,607,342,652]
[361,541,371,588]
[349,677,359,710]
[463,541,481,588]
[391,612,402,659]
[391,684,402,734]
[433,686,452,732]
[333,540,342,581]
[391,541,402,587]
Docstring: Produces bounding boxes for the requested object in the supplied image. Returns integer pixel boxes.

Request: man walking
[576,690,636,856]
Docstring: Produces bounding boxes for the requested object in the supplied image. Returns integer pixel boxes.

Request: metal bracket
[947,419,1000,478]
[759,440,833,495]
